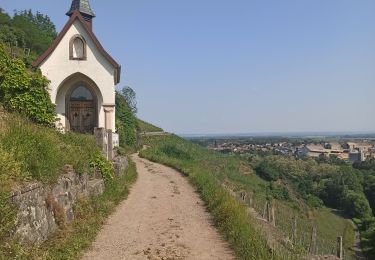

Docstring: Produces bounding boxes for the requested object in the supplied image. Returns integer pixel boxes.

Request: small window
[69,35,87,60]
[70,86,93,101]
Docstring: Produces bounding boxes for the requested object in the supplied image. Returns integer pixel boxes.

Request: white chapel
[33,0,121,133]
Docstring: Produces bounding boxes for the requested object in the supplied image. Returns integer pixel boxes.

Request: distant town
[190,136,375,164]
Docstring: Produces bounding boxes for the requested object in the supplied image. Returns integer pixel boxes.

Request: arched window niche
[69,35,87,60]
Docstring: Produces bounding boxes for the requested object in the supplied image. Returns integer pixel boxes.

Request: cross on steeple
[66,0,95,22]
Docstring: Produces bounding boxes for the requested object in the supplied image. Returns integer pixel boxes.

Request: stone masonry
[9,156,128,245]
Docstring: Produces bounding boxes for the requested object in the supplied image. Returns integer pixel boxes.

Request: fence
[224,184,356,260]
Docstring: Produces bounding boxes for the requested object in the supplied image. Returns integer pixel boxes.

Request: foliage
[121,86,137,114]
[0,9,56,57]
[0,43,56,125]
[90,153,115,183]
[0,159,137,259]
[342,191,372,219]
[115,91,138,148]
[305,195,323,208]
[140,135,280,259]
[268,182,290,200]
[256,161,281,181]
[252,154,372,219]
[249,153,374,257]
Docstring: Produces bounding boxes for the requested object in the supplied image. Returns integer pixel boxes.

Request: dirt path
[82,154,234,260]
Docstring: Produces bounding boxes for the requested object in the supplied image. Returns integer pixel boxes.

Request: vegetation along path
[82,154,234,260]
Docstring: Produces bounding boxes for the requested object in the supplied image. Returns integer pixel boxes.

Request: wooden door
[69,101,95,133]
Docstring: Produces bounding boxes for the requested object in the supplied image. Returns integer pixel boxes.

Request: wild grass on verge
[0,113,99,183]
[140,135,279,260]
[137,119,163,133]
[1,160,137,259]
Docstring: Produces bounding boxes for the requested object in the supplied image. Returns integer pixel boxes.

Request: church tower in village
[33,0,121,133]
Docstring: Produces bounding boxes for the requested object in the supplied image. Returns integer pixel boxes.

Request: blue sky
[1,0,375,134]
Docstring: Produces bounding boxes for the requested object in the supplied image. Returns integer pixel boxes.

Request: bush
[90,153,115,183]
[0,43,56,125]
[269,182,290,200]
[256,162,280,181]
[305,195,323,208]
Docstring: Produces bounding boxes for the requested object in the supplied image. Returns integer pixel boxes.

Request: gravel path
[82,154,234,260]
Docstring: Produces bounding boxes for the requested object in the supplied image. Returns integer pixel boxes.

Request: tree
[0,8,11,25]
[0,9,56,56]
[115,91,137,147]
[121,86,137,114]
[343,191,372,219]
[364,175,375,215]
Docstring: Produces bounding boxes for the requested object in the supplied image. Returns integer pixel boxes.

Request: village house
[33,0,120,134]
[297,143,348,160]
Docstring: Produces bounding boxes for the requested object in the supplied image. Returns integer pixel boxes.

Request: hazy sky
[1,0,375,134]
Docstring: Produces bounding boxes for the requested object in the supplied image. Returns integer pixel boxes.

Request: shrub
[256,162,280,181]
[90,153,115,183]
[269,182,290,200]
[0,43,56,125]
[305,195,323,208]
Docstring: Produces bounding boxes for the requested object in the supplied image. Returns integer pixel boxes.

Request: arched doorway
[67,85,97,133]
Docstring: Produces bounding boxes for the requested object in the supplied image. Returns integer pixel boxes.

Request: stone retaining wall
[9,156,128,245]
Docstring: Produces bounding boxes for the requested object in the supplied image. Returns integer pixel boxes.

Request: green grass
[0,113,99,183]
[137,119,163,133]
[140,135,280,260]
[1,159,137,259]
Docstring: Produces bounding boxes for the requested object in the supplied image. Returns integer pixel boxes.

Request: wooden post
[292,216,297,244]
[337,236,343,260]
[263,202,268,219]
[247,193,253,208]
[309,226,317,254]
[271,202,275,226]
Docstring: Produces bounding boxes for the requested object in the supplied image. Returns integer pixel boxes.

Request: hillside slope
[140,135,358,259]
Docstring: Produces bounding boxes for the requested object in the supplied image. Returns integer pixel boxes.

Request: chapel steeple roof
[66,0,95,21]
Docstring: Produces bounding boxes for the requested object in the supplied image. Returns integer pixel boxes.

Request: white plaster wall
[39,19,117,130]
